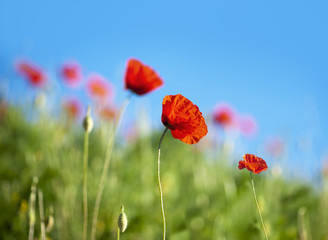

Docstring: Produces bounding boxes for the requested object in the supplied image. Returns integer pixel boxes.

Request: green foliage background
[0,105,327,240]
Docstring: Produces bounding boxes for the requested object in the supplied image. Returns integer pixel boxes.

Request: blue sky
[0,0,327,180]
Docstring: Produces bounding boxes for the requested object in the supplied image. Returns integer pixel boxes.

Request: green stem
[117,227,120,240]
[90,95,131,240]
[83,131,89,240]
[250,172,268,240]
[38,190,46,240]
[28,177,38,240]
[157,127,169,240]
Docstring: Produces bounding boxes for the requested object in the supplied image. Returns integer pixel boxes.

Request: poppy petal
[239,154,268,174]
[125,59,163,95]
[161,94,208,144]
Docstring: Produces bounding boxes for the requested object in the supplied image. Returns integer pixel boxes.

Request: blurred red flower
[99,105,117,121]
[213,104,237,129]
[125,58,163,95]
[238,154,268,174]
[60,61,82,87]
[16,60,46,87]
[161,94,208,144]
[86,74,113,102]
[63,98,82,119]
[238,114,257,136]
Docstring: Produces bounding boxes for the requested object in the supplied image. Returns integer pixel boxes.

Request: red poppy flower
[86,74,113,102]
[161,94,208,144]
[125,59,163,95]
[60,61,82,87]
[16,60,46,87]
[238,154,268,174]
[213,104,237,129]
[63,98,82,119]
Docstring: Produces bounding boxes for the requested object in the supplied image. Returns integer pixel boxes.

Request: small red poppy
[86,74,113,102]
[63,98,82,119]
[125,59,163,95]
[99,105,117,121]
[16,60,46,87]
[213,104,237,129]
[238,154,268,174]
[161,94,208,144]
[61,61,82,87]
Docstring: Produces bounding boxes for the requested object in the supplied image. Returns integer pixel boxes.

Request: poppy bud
[117,205,128,233]
[83,106,94,133]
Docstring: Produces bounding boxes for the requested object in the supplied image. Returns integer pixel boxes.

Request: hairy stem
[250,172,268,240]
[83,130,89,240]
[90,94,131,240]
[157,127,169,240]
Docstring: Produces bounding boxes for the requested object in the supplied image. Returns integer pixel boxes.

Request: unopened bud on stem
[118,205,128,233]
[83,106,94,133]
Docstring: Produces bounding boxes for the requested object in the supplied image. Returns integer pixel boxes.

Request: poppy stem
[90,94,132,240]
[117,227,120,240]
[82,130,89,240]
[250,172,269,240]
[38,190,46,240]
[157,127,169,240]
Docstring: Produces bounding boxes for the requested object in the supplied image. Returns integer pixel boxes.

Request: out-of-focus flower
[238,114,257,136]
[63,97,82,119]
[238,154,268,174]
[265,136,285,157]
[99,105,117,121]
[213,104,237,129]
[161,94,208,144]
[60,61,82,87]
[15,60,46,87]
[125,58,163,95]
[86,74,113,102]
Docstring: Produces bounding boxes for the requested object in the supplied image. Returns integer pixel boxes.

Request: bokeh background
[1,0,327,178]
[0,1,328,239]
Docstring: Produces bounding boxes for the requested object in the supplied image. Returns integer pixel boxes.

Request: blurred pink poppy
[60,61,82,87]
[63,97,82,119]
[15,60,46,87]
[238,114,257,136]
[86,74,113,102]
[265,136,285,157]
[213,104,237,129]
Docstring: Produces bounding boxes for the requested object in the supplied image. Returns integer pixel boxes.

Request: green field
[0,104,327,240]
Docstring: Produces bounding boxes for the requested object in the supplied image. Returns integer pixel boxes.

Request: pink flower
[60,61,82,87]
[86,74,113,102]
[265,136,285,157]
[238,115,257,136]
[15,60,46,87]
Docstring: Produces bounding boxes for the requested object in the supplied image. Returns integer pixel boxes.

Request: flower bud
[83,106,94,133]
[117,205,128,233]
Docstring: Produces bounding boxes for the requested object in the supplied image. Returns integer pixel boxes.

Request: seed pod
[117,205,128,233]
[83,106,94,133]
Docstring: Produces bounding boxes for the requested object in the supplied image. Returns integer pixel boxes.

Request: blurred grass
[0,104,327,240]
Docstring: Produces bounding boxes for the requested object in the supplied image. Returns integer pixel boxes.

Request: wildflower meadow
[0,56,327,240]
